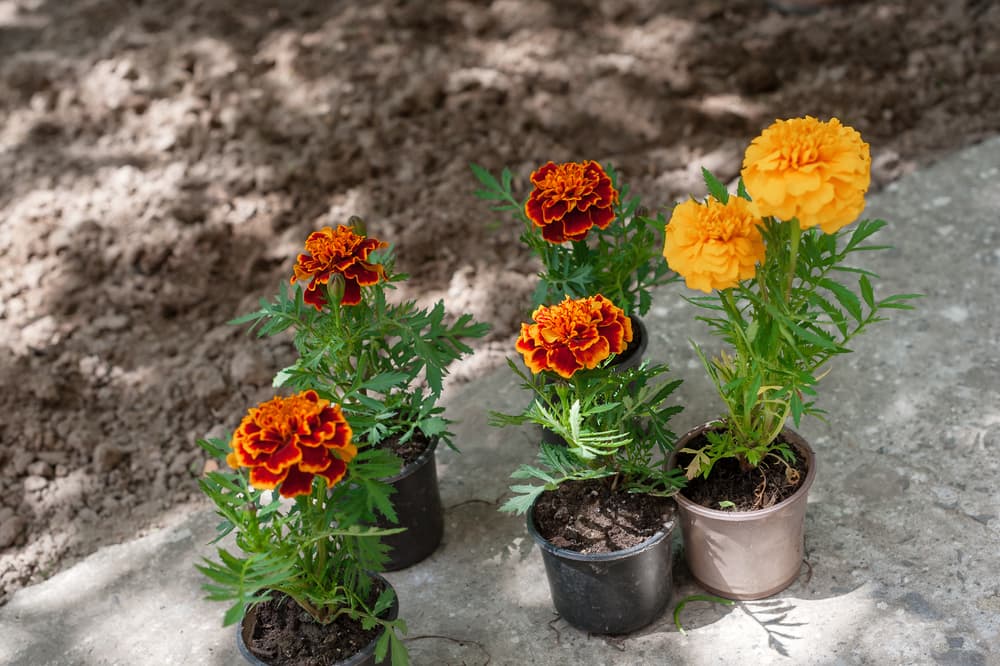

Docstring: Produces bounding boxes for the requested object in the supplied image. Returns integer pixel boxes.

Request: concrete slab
[2,136,999,665]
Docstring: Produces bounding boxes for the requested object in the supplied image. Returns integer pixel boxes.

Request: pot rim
[670,420,817,522]
[525,489,676,563]
[381,434,439,484]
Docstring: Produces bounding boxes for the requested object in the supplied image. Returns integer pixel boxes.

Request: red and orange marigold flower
[663,196,766,293]
[290,225,387,309]
[517,295,632,379]
[741,116,871,234]
[227,390,357,498]
[524,161,619,243]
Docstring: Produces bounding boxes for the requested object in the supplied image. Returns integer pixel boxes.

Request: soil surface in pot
[533,477,675,554]
[245,589,384,666]
[678,432,809,512]
[381,432,430,467]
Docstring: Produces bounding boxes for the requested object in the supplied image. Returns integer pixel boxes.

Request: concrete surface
[2,136,1000,665]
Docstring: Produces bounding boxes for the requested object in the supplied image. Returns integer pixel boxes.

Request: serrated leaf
[360,372,410,392]
[373,587,395,616]
[470,162,501,191]
[736,177,749,200]
[804,291,847,337]
[702,168,729,204]
[500,491,540,515]
[819,278,863,322]
[846,218,887,250]
[375,632,390,664]
[272,367,294,388]
[859,275,875,308]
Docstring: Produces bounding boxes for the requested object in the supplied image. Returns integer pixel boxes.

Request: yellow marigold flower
[290,225,387,309]
[741,116,871,234]
[524,161,619,243]
[663,196,766,293]
[227,390,357,498]
[516,295,632,379]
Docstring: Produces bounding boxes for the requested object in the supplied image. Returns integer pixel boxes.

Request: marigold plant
[201,217,488,666]
[235,216,489,451]
[473,160,678,317]
[493,295,685,513]
[663,117,919,481]
[197,391,409,664]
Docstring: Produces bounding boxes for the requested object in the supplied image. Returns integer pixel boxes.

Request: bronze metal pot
[670,422,817,600]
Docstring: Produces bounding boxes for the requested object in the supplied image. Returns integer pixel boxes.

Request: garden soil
[2,0,999,604]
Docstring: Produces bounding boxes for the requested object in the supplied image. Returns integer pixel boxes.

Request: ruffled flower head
[524,161,619,243]
[290,225,387,309]
[741,116,871,234]
[663,196,766,293]
[516,295,632,379]
[227,390,357,498]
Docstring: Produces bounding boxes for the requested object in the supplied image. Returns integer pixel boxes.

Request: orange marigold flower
[290,225,387,309]
[524,161,619,243]
[516,295,632,379]
[227,390,357,498]
[741,116,871,234]
[663,196,766,293]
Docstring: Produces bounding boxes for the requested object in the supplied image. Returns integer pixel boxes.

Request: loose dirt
[3,0,999,603]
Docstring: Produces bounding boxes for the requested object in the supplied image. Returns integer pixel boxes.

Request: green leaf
[388,629,410,666]
[500,490,542,515]
[359,372,410,393]
[859,275,875,309]
[470,162,502,193]
[375,631,390,664]
[879,293,922,308]
[845,218,887,251]
[702,168,729,204]
[804,291,847,337]
[272,367,294,388]
[819,278,863,322]
[373,586,396,616]
[736,177,749,201]
[782,318,838,351]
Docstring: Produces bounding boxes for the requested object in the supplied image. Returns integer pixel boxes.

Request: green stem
[762,399,791,448]
[786,218,801,302]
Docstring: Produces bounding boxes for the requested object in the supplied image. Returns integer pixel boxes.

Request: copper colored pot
[670,422,816,600]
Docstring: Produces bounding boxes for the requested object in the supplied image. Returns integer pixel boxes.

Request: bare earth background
[1,0,999,605]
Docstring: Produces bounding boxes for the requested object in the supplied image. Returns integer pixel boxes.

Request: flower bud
[326,273,345,305]
[348,215,367,237]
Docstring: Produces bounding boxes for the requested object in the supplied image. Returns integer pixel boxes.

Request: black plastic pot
[378,436,444,571]
[237,574,399,666]
[526,491,676,635]
[612,314,648,373]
